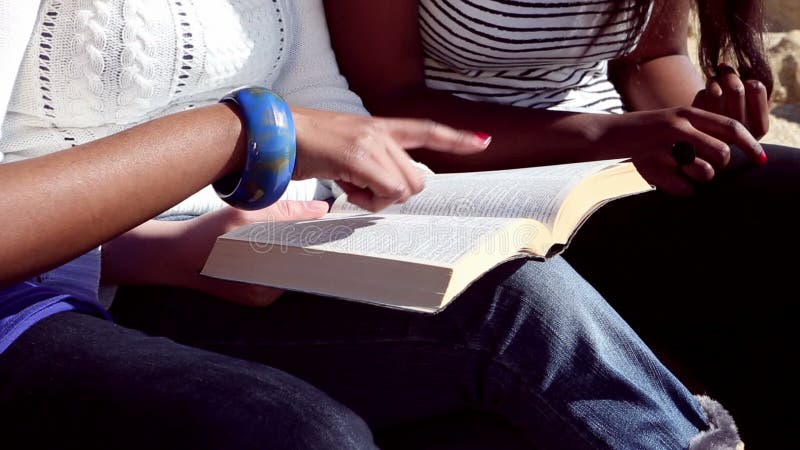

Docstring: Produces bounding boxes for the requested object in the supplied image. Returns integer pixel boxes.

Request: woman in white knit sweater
[0,1,739,449]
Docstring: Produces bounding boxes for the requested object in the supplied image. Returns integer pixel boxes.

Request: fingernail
[758,149,768,165]
[474,132,492,146]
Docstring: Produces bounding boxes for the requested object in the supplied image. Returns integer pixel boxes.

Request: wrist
[219,102,249,177]
[584,112,647,160]
[581,113,621,156]
[214,87,297,210]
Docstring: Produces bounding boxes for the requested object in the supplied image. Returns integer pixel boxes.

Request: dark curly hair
[695,0,773,95]
[614,0,773,96]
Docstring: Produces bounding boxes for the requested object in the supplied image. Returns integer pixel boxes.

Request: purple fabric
[0,281,110,353]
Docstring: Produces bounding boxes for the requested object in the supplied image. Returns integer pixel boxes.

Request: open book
[201,159,652,313]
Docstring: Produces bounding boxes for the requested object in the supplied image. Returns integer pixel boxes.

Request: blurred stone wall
[764,1,799,146]
[766,0,799,32]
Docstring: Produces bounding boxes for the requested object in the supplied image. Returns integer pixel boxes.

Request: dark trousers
[563,143,800,450]
[0,312,376,450]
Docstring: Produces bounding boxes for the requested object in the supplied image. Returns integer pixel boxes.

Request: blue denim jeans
[112,257,710,449]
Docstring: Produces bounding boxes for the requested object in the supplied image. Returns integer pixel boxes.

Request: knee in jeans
[199,367,375,450]
[291,400,375,450]
[459,258,623,366]
[136,354,375,450]
[495,259,607,328]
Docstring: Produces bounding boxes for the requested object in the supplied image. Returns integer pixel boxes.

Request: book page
[332,159,625,228]
[222,213,539,266]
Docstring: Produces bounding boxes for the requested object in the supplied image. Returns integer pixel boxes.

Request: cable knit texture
[1,0,366,164]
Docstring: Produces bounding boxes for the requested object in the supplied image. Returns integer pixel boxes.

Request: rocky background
[763,0,800,147]
[688,0,799,147]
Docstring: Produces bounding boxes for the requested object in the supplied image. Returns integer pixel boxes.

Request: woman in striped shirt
[326,0,794,447]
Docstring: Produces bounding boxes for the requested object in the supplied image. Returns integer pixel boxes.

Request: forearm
[0,103,246,286]
[608,0,702,111]
[612,55,705,111]
[364,88,622,172]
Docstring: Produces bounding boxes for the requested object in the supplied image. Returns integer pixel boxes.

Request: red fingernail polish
[759,151,768,165]
[474,132,492,145]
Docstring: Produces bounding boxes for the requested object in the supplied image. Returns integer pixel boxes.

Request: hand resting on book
[103,201,329,307]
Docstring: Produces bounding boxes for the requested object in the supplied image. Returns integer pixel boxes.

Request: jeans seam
[475,345,610,450]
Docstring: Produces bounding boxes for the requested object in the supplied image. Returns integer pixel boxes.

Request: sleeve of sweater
[271,0,369,116]
[0,1,40,151]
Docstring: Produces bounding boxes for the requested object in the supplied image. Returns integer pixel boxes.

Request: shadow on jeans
[375,409,532,450]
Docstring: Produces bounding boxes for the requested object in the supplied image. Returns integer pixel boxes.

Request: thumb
[263,200,329,222]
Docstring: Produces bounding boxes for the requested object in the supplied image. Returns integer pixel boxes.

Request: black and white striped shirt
[419,0,652,113]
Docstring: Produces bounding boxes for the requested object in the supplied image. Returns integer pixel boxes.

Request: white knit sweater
[1,0,367,210]
[0,0,367,299]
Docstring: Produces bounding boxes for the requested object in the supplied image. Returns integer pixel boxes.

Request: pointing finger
[381,118,491,154]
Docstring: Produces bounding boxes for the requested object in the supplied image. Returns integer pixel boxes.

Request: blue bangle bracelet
[214,86,296,210]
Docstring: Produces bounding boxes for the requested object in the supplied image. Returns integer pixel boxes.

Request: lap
[562,143,800,448]
[110,257,705,450]
[0,311,374,450]
[112,257,606,347]
[111,258,596,425]
[566,143,798,314]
